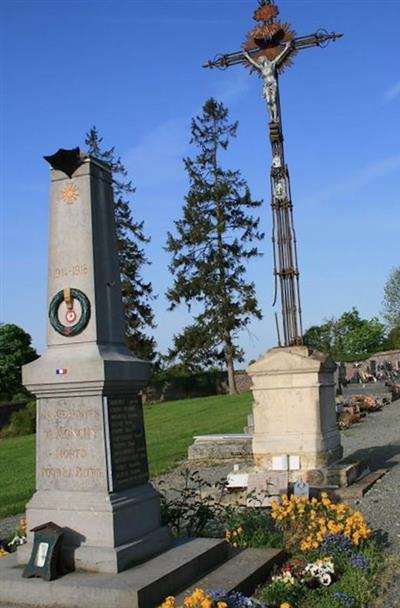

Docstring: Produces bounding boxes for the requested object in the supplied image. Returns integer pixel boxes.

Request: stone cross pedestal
[247,346,343,485]
[18,152,171,573]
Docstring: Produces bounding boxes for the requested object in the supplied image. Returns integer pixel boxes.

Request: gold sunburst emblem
[59,182,80,204]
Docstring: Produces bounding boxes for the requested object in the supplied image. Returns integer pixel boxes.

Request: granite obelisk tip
[43,147,84,178]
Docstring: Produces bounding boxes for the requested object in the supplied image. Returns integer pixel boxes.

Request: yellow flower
[161,596,176,608]
[217,603,228,608]
[191,589,206,603]
[280,603,292,608]
[19,518,27,534]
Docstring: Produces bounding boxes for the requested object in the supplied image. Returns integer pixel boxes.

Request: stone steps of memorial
[174,546,284,602]
[0,538,228,608]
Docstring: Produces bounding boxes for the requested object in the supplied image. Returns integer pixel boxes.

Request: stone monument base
[17,485,171,573]
[248,346,343,485]
[1,540,284,608]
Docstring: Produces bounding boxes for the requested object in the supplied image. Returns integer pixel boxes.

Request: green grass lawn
[0,392,252,519]
[0,434,36,519]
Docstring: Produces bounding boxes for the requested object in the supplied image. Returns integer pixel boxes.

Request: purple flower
[321,534,353,555]
[209,590,252,608]
[332,592,355,606]
[350,554,370,569]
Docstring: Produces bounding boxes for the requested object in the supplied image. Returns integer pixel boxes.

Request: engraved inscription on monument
[105,397,149,491]
[38,396,107,492]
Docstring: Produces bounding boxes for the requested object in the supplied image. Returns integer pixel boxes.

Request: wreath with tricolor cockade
[48,288,91,337]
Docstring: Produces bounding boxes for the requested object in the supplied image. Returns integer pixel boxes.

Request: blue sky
[1,0,399,363]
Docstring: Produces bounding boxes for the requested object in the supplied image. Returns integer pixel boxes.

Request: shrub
[159,469,227,537]
[0,401,36,437]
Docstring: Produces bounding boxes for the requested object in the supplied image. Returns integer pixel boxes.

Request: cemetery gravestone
[18,149,171,573]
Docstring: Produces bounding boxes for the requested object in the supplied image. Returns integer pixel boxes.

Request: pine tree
[85,127,156,361]
[166,99,263,394]
[383,266,400,329]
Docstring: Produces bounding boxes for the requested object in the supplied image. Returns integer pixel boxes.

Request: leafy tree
[303,308,386,361]
[166,98,263,394]
[85,127,156,361]
[168,324,225,372]
[384,325,400,350]
[383,266,400,329]
[0,324,38,401]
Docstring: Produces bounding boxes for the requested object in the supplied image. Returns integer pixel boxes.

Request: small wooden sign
[294,480,310,499]
[22,522,65,581]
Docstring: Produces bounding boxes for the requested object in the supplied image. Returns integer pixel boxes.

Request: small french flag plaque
[56,368,68,375]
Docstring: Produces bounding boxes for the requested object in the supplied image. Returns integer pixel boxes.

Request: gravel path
[1,398,399,605]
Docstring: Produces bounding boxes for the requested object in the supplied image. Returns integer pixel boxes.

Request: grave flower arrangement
[351,395,382,412]
[0,518,27,557]
[269,493,371,552]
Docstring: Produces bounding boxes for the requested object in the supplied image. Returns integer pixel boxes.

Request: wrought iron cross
[204,0,342,347]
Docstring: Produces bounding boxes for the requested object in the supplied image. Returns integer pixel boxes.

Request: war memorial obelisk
[18,149,171,573]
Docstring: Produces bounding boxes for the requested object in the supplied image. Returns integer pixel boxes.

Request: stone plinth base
[188,434,253,462]
[248,346,343,484]
[18,485,171,573]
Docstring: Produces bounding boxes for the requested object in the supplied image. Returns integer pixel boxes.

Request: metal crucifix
[204,0,342,347]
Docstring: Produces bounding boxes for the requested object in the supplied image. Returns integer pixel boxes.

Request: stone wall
[368,350,400,369]
[343,349,400,380]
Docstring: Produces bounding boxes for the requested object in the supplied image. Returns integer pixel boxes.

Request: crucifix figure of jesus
[204,0,342,347]
[243,43,292,123]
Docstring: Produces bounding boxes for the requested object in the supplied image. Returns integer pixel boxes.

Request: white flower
[272,571,296,585]
[319,573,332,586]
[8,535,26,547]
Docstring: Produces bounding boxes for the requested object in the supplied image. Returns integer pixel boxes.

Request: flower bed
[160,490,382,608]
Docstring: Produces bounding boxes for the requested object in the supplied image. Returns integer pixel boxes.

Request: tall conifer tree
[85,127,156,361]
[166,99,263,394]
